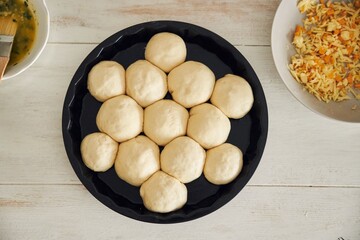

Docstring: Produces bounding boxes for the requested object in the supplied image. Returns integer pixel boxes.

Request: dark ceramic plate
[62,21,268,224]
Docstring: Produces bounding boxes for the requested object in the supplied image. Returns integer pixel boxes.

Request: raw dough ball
[96,95,143,142]
[115,135,160,187]
[87,61,125,102]
[168,61,215,108]
[80,132,118,172]
[144,100,188,146]
[187,103,230,149]
[145,32,187,73]
[161,136,206,183]
[204,143,243,185]
[211,74,254,119]
[140,171,187,213]
[126,60,167,107]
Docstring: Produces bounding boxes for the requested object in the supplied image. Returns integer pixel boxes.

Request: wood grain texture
[47,0,280,45]
[0,185,359,240]
[0,44,359,186]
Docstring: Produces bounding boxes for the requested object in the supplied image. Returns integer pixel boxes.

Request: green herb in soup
[0,0,37,66]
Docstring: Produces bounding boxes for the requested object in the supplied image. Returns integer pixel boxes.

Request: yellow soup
[0,0,37,66]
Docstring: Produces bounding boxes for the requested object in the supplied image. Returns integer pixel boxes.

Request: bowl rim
[2,0,50,80]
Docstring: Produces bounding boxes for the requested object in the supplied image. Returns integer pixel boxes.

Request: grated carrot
[319,47,326,54]
[348,74,354,84]
[338,18,346,25]
[335,75,342,82]
[294,25,303,36]
[324,55,331,64]
[327,8,335,15]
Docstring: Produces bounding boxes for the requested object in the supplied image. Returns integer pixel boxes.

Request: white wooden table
[1,1,359,239]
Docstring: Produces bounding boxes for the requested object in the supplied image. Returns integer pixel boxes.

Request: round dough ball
[140,171,187,213]
[168,61,215,108]
[115,135,160,187]
[145,32,186,73]
[187,103,230,149]
[144,100,188,146]
[126,60,167,107]
[161,136,206,183]
[211,74,254,119]
[96,95,143,142]
[87,61,125,102]
[80,132,118,172]
[204,143,243,185]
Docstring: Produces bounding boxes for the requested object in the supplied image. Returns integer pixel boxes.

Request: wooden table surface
[1,0,359,239]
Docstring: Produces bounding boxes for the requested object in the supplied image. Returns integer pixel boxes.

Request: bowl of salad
[272,0,360,122]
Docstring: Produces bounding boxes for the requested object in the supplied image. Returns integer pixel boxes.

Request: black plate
[62,21,268,224]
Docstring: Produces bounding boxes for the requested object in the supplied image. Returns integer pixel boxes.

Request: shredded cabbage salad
[289,0,360,102]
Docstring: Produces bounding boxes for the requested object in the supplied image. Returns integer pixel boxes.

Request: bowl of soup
[0,0,49,80]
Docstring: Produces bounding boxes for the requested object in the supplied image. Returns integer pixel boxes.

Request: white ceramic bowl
[272,0,360,123]
[3,0,50,80]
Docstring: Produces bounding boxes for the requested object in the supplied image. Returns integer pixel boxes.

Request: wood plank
[0,185,359,240]
[47,0,281,45]
[0,44,359,186]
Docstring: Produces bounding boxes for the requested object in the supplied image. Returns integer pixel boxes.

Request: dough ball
[87,61,125,102]
[211,74,254,119]
[96,95,143,142]
[140,171,187,213]
[115,135,160,187]
[144,100,188,146]
[161,136,206,183]
[80,132,118,172]
[204,143,243,185]
[187,103,230,149]
[126,60,167,107]
[145,32,186,73]
[168,61,215,108]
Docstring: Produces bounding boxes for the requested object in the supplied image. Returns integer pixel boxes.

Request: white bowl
[3,0,50,80]
[271,0,360,123]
